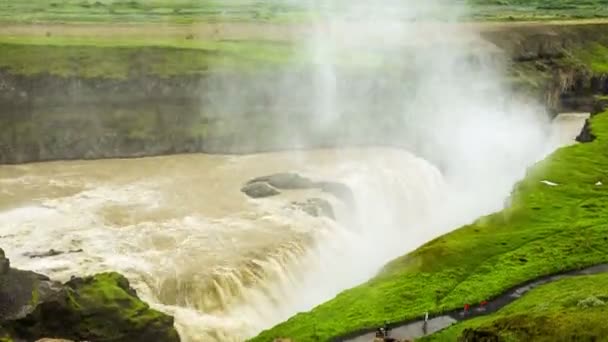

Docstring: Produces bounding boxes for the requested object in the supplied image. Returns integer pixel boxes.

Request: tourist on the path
[464,303,470,316]
[376,326,385,338]
[479,300,488,312]
[384,321,391,337]
[423,311,429,335]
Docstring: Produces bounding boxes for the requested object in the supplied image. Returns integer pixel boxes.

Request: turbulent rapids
[0,148,449,341]
[0,112,585,342]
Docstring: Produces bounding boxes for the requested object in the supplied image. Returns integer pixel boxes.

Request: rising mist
[198,0,555,340]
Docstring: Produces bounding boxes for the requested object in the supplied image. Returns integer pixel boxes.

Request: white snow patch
[540,180,558,186]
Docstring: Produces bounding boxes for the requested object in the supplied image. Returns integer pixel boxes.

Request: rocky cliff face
[0,248,180,342]
[482,23,608,113]
[2,23,608,164]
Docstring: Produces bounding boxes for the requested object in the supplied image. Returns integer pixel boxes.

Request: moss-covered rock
[9,272,179,342]
[0,249,179,342]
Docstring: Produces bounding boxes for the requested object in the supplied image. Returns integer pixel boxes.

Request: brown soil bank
[1,22,608,164]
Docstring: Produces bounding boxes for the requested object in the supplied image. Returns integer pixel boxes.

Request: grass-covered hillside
[423,272,608,341]
[249,110,608,341]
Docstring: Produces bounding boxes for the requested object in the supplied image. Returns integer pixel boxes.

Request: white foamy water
[0,148,446,341]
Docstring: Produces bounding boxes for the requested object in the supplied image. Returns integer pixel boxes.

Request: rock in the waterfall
[249,173,315,189]
[245,173,354,206]
[0,247,180,342]
[291,198,335,219]
[241,181,281,198]
[24,249,83,259]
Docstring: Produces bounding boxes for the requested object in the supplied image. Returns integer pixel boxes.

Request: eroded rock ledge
[0,248,180,342]
[241,173,354,220]
[242,173,354,203]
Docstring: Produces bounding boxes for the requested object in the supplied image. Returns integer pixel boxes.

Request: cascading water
[0,148,448,341]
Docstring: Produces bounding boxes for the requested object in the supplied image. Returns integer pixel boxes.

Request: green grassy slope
[423,273,608,341]
[249,111,608,341]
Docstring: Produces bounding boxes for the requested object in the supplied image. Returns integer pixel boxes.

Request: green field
[423,273,608,341]
[0,0,607,24]
[0,0,309,24]
[468,0,608,21]
[0,40,296,78]
[249,110,608,341]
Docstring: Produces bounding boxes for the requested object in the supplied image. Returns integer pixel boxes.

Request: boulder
[248,173,314,189]
[0,247,180,342]
[244,173,354,206]
[0,248,61,322]
[9,272,180,342]
[241,182,281,198]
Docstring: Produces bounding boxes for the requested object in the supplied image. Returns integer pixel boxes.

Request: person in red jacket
[480,300,488,312]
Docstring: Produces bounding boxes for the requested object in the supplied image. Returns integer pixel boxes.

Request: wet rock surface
[0,247,180,342]
[24,249,83,259]
[241,181,281,198]
[243,173,354,206]
[0,249,60,322]
[249,173,315,189]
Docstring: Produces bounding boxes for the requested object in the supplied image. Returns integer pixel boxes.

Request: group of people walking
[374,300,490,341]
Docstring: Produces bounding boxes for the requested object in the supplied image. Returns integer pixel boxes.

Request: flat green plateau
[249,111,608,341]
[423,272,608,341]
[0,0,607,23]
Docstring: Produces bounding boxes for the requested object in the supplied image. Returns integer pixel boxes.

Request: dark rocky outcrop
[0,250,61,322]
[23,249,83,259]
[576,97,608,143]
[576,119,596,143]
[243,173,354,206]
[241,181,281,198]
[0,248,180,342]
[248,173,315,190]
